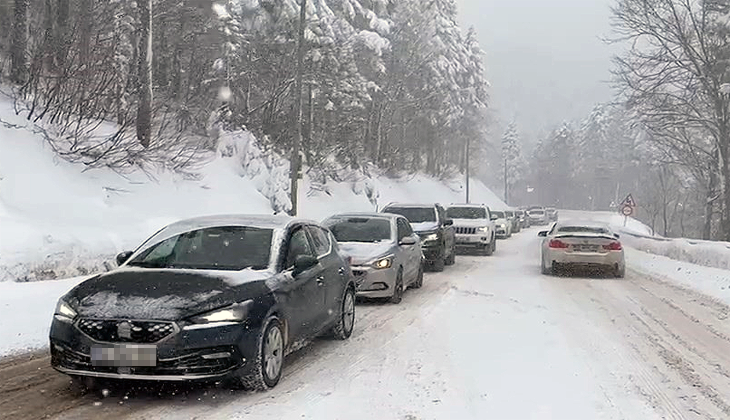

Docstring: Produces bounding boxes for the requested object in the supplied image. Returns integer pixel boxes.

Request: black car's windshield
[384,207,436,223]
[128,226,273,270]
[491,211,505,218]
[447,207,487,219]
[326,218,392,243]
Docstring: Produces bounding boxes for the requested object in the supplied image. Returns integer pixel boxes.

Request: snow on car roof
[165,214,296,231]
[383,203,439,208]
[555,220,611,229]
[447,203,488,208]
[327,212,398,220]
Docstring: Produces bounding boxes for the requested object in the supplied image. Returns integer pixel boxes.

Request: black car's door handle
[316,276,325,286]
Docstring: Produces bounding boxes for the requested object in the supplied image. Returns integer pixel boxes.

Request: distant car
[527,207,548,225]
[381,203,456,272]
[490,210,512,239]
[539,221,625,278]
[323,213,423,304]
[446,204,497,256]
[516,210,530,228]
[50,215,356,391]
[505,210,521,233]
[545,207,558,222]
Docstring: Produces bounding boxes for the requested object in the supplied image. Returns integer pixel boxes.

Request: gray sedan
[539,221,625,278]
[323,213,424,303]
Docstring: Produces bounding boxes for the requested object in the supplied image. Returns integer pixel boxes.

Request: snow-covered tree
[501,122,524,204]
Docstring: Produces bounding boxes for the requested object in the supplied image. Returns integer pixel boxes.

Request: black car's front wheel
[240,317,284,391]
[332,287,356,339]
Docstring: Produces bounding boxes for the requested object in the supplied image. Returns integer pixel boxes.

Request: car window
[128,226,273,271]
[326,217,393,243]
[307,226,332,257]
[384,207,436,223]
[447,207,487,219]
[285,227,315,269]
[396,218,411,240]
[491,211,505,218]
[557,226,609,234]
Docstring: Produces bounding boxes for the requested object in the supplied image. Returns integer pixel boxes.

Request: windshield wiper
[127,261,169,268]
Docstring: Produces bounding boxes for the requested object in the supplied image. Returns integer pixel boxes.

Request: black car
[49,215,356,391]
[381,203,456,272]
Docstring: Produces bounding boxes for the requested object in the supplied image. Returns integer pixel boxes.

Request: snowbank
[0,96,506,282]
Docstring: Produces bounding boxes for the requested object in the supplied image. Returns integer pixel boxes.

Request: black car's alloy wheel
[241,317,284,391]
[332,287,355,339]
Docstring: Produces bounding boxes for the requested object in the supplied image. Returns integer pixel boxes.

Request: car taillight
[603,242,623,251]
[548,239,569,249]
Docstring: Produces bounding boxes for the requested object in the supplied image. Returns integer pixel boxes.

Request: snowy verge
[0,95,505,282]
[0,276,88,357]
[626,248,730,307]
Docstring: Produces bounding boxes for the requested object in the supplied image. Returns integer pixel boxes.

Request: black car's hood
[66,268,272,321]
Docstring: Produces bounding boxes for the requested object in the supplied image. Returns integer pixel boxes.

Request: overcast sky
[455,0,616,142]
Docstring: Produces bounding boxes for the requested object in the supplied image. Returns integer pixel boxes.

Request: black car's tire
[390,270,404,304]
[615,266,625,279]
[411,264,424,289]
[331,287,355,340]
[239,317,284,391]
[445,244,456,266]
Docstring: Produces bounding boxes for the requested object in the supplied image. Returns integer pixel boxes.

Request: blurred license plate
[574,245,599,253]
[91,344,156,367]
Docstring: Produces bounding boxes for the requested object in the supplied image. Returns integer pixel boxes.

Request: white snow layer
[0,94,506,282]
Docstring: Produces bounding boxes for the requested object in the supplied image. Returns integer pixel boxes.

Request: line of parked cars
[48,202,533,393]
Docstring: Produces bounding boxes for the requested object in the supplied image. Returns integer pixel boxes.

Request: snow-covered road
[3,227,730,420]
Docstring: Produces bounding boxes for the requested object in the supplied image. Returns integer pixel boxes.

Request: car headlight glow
[478,226,490,232]
[422,233,439,242]
[188,300,253,325]
[54,299,77,321]
[372,256,393,269]
[500,223,506,229]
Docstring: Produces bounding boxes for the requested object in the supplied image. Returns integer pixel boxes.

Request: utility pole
[289,0,307,216]
[465,137,470,203]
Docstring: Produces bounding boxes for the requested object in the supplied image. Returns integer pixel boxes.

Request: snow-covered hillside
[0,96,506,282]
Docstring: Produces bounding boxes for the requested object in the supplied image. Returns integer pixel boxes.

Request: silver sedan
[539,221,625,278]
[323,213,424,304]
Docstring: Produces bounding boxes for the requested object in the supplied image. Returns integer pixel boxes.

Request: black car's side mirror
[444,219,454,226]
[538,231,548,237]
[116,251,134,266]
[400,236,417,246]
[294,255,319,275]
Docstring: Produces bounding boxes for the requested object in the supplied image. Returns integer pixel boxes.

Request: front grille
[52,343,240,377]
[77,319,176,343]
[455,227,477,235]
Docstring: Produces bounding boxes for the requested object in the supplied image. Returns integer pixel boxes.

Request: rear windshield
[491,211,505,218]
[128,226,273,271]
[530,210,545,215]
[447,207,487,219]
[325,217,392,243]
[384,207,436,223]
[557,226,609,234]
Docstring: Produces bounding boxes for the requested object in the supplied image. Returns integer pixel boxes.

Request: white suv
[446,204,497,256]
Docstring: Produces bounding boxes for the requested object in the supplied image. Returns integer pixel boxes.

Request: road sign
[621,194,636,208]
[621,204,634,217]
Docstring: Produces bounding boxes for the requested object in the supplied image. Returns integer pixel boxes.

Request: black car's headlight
[185,300,253,329]
[54,299,77,323]
[371,256,394,269]
[420,232,439,243]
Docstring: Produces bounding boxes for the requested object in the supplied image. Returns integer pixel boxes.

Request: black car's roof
[163,214,310,232]
[327,212,400,220]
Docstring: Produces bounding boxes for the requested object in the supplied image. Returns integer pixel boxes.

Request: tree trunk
[55,0,69,67]
[43,0,55,70]
[289,0,307,216]
[703,165,716,240]
[136,0,153,147]
[10,0,29,84]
